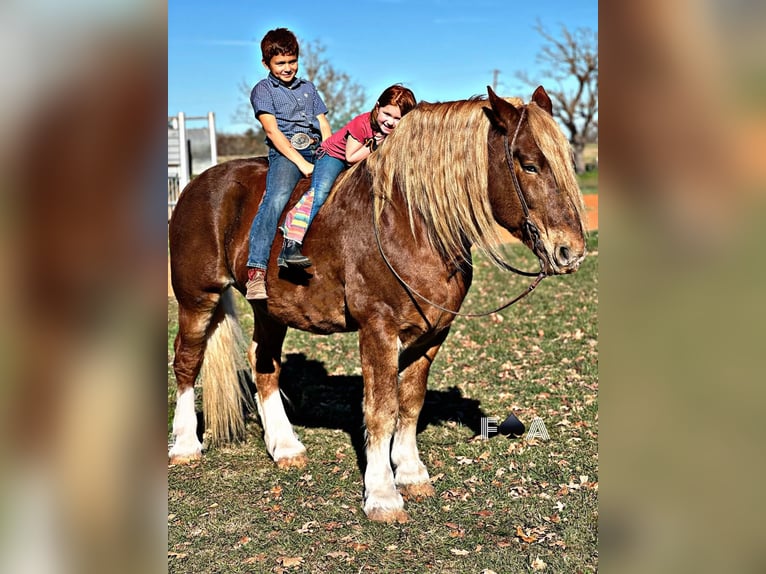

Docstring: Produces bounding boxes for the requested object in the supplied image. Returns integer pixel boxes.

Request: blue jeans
[247,147,316,269]
[306,153,346,228]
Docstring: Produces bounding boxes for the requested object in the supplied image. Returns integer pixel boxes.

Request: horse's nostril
[555,245,571,266]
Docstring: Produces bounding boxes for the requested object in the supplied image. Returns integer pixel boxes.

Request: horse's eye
[523,165,538,174]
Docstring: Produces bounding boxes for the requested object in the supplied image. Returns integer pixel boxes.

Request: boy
[245,28,332,300]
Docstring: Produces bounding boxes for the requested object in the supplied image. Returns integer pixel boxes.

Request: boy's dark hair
[261,28,299,63]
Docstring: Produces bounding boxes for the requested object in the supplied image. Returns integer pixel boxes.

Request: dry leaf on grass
[450,548,470,556]
[242,554,266,564]
[515,525,538,543]
[277,555,304,568]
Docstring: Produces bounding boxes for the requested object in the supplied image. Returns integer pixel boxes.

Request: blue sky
[169,0,597,133]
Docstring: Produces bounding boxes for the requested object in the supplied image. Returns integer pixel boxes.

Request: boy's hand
[301,162,314,177]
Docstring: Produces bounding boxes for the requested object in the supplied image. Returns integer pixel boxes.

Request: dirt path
[168,195,598,298]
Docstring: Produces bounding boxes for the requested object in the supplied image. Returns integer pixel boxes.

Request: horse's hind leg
[248,314,307,468]
[168,292,219,463]
[392,332,450,499]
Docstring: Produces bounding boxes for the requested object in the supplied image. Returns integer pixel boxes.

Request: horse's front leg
[249,317,307,468]
[392,333,449,499]
[359,322,408,523]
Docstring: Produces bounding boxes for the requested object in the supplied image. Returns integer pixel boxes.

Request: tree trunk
[572,141,586,174]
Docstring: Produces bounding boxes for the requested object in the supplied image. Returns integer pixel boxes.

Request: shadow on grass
[237,352,491,473]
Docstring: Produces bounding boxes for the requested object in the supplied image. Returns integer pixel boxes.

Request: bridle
[373,106,548,318]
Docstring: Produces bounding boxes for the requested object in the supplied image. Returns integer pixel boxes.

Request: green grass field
[577,168,598,195]
[168,232,598,573]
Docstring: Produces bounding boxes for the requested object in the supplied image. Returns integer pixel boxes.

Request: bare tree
[517,23,598,173]
[233,39,368,134]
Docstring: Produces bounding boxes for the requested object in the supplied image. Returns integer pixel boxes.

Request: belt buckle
[290,133,312,150]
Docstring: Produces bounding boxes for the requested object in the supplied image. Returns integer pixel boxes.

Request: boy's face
[263,53,299,84]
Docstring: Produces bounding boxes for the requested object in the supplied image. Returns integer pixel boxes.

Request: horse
[168,86,587,523]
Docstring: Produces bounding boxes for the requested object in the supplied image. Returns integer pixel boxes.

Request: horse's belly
[268,280,354,334]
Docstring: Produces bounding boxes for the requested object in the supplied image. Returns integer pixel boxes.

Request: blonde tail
[200,289,254,445]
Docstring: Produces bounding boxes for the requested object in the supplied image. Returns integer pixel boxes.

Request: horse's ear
[484,85,520,134]
[531,85,553,115]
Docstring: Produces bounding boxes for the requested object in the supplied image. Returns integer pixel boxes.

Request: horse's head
[485,86,587,275]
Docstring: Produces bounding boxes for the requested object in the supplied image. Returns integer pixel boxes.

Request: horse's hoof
[366,508,410,523]
[275,453,308,469]
[398,482,436,500]
[168,453,201,465]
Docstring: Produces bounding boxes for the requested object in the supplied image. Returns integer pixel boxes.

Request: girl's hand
[363,137,377,152]
[363,131,386,152]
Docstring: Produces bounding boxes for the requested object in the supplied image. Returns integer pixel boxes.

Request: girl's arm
[345,131,384,164]
[317,114,332,142]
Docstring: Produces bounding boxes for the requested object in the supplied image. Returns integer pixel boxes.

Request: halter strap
[372,106,547,318]
[498,107,545,277]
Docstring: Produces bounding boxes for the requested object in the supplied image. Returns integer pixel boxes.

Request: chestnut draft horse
[169,86,587,522]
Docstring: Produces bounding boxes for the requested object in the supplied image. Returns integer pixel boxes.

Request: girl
[277,84,417,269]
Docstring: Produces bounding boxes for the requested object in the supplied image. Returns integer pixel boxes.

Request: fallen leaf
[544,514,561,524]
[450,548,470,556]
[277,556,304,568]
[243,554,266,564]
[325,551,349,559]
[297,521,318,534]
[531,557,547,570]
[515,525,538,543]
[233,536,251,549]
[474,510,493,517]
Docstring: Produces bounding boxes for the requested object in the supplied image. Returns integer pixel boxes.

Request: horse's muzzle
[541,241,586,275]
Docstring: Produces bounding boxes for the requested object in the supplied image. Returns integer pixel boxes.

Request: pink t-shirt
[321,112,373,162]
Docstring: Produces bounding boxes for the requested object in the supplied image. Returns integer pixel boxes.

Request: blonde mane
[364,97,585,268]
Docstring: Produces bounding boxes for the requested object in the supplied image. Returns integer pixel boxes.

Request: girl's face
[376,104,403,135]
[263,53,299,84]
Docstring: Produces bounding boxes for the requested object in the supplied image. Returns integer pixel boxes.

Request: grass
[577,168,598,195]
[168,232,598,573]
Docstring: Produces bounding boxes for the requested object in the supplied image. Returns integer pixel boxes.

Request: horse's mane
[357,96,584,269]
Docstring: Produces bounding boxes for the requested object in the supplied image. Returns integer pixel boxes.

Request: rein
[372,107,547,318]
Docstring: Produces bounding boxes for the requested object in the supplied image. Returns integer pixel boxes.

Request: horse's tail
[201,288,254,445]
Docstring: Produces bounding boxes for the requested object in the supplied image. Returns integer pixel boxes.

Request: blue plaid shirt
[250,74,328,148]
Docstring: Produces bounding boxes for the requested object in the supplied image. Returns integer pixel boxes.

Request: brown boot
[245,268,267,300]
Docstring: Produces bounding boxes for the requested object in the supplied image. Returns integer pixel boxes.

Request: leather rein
[373,107,548,318]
